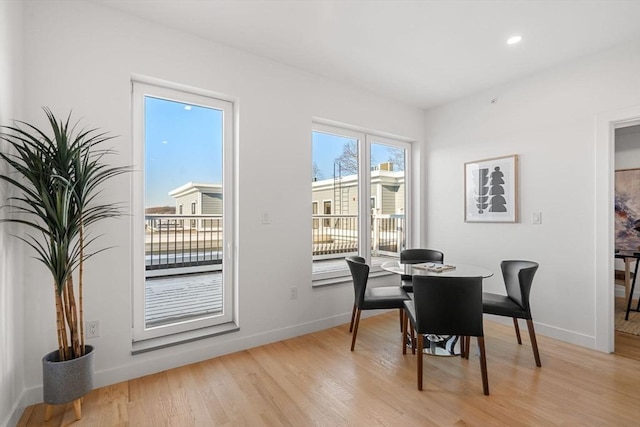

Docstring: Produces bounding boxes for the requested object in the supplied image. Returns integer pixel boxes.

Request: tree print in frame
[465,154,519,223]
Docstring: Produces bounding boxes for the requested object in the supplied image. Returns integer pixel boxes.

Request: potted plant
[0,108,129,420]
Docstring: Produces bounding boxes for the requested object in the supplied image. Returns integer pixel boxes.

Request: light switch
[532,212,542,224]
[261,212,271,224]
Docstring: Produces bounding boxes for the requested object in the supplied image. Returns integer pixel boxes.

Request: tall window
[311,123,410,281]
[132,80,235,345]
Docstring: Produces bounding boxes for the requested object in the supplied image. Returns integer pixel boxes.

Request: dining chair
[399,249,444,292]
[345,256,410,351]
[403,275,489,395]
[482,260,541,367]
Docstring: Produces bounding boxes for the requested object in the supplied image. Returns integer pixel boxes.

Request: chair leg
[513,318,522,344]
[350,309,362,351]
[349,305,356,332]
[410,323,416,354]
[399,308,403,332]
[477,336,489,395]
[402,311,408,355]
[460,335,465,358]
[417,333,424,390]
[526,319,542,367]
[463,336,471,359]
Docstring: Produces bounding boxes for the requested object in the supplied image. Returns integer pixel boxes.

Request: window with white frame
[132,79,235,347]
[311,123,411,281]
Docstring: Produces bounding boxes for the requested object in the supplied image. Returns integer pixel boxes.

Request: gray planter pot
[42,345,94,405]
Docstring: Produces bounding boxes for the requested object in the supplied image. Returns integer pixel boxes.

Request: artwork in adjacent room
[465,154,518,223]
[615,168,640,251]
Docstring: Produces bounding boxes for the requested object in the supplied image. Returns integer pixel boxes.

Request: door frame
[595,105,640,352]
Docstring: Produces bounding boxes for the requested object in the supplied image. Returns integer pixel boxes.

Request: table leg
[624,258,632,301]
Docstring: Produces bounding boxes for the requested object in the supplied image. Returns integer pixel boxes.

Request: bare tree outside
[334,140,358,176]
[313,162,323,181]
[385,147,405,171]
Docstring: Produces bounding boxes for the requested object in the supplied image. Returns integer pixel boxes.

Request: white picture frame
[465,154,519,223]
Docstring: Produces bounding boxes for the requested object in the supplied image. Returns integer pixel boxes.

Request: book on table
[412,263,456,273]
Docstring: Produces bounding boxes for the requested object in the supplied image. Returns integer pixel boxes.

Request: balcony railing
[145,214,223,271]
[312,214,405,259]
[145,213,405,272]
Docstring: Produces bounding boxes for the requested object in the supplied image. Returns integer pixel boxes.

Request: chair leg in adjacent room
[527,319,542,367]
[350,309,362,351]
[513,317,522,344]
[477,336,490,395]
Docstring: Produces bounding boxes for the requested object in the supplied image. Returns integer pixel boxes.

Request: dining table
[381,260,493,357]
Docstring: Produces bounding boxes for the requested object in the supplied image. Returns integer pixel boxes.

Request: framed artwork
[615,168,640,251]
[465,154,519,223]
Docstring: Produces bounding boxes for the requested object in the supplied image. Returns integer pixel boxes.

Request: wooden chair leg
[463,336,471,359]
[350,309,362,351]
[417,333,424,390]
[460,336,467,358]
[477,336,490,395]
[402,311,408,355]
[349,305,356,332]
[513,318,522,344]
[526,319,542,367]
[410,323,416,354]
[399,308,404,332]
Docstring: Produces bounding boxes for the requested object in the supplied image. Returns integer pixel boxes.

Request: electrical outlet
[290,286,298,300]
[86,320,100,339]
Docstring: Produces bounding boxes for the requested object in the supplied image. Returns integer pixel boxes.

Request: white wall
[0,1,25,426]
[15,0,424,409]
[424,41,640,348]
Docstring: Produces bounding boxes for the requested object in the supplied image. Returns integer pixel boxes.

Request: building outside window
[311,123,411,281]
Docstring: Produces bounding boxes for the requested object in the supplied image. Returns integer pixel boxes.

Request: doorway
[594,105,640,354]
[613,124,640,359]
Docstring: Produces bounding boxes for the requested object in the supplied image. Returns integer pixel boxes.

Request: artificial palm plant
[0,107,129,361]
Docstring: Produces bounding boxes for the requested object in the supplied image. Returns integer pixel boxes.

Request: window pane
[311,130,359,278]
[144,96,224,329]
[370,142,406,262]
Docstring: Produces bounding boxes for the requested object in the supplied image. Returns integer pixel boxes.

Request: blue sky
[312,131,405,180]
[145,96,222,207]
[144,98,404,207]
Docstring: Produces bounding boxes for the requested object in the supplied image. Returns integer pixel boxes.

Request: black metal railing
[312,214,405,259]
[145,214,223,270]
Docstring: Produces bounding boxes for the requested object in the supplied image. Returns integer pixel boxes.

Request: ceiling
[91,0,640,109]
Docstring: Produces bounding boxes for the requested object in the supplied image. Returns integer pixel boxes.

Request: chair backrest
[501,260,539,315]
[400,249,444,280]
[345,256,369,308]
[411,275,483,337]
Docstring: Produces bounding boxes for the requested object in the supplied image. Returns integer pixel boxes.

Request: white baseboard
[615,284,639,299]
[16,311,354,413]
[483,314,596,349]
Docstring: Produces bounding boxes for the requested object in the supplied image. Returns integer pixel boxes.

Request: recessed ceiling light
[507,35,522,45]
[184,105,192,111]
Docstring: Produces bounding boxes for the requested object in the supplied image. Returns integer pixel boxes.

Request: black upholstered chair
[482,260,541,367]
[400,249,444,292]
[346,256,410,351]
[403,275,489,395]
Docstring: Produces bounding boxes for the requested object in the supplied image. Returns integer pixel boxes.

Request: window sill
[132,321,239,354]
[312,269,392,288]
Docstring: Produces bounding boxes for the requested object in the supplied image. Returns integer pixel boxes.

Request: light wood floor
[18,312,640,426]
